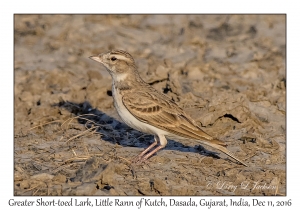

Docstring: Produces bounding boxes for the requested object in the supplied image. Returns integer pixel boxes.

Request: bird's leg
[131,136,158,163]
[135,134,167,164]
[138,145,165,163]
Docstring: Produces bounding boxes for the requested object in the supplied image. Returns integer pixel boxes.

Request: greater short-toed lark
[89,50,247,166]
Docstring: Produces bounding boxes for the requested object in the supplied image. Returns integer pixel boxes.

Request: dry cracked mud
[14,14,286,196]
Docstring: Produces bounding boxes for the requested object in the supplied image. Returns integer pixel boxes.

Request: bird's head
[89,50,136,82]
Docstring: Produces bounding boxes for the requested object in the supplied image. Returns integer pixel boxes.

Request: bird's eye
[111,57,117,61]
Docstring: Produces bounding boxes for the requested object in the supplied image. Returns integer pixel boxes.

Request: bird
[89,49,248,167]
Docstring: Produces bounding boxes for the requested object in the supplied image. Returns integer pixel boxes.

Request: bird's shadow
[54,100,220,159]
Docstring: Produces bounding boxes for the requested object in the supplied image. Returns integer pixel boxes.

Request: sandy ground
[14,15,286,196]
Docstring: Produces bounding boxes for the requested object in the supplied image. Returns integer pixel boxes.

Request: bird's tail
[198,139,248,167]
[214,143,248,167]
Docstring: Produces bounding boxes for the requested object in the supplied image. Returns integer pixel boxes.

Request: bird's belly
[112,87,168,136]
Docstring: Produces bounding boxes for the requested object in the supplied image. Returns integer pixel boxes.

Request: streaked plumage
[89,50,247,166]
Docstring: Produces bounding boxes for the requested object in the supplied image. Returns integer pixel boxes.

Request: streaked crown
[90,49,139,82]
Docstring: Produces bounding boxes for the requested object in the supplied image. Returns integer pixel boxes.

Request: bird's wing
[122,91,226,146]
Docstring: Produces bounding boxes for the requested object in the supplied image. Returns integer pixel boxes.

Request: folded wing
[122,91,226,147]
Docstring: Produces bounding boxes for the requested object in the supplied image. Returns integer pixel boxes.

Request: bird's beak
[89,55,103,63]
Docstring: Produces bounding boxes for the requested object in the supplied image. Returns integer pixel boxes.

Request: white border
[2,0,298,209]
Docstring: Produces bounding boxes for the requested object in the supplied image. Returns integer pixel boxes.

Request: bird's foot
[131,154,150,165]
[131,141,158,164]
[131,155,143,164]
[131,145,164,165]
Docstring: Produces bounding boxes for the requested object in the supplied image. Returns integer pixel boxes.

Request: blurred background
[14,15,285,72]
